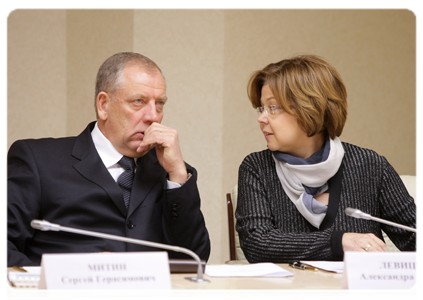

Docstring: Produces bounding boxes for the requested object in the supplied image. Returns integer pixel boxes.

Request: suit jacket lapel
[128,148,165,216]
[71,122,127,217]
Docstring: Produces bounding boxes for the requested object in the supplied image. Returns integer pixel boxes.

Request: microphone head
[344,207,372,220]
[345,207,360,218]
[31,219,61,231]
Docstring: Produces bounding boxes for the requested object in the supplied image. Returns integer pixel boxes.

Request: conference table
[5,264,420,300]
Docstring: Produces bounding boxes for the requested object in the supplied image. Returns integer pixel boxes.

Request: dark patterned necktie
[117,156,135,209]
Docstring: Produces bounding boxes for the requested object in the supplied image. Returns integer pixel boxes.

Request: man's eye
[156,101,165,112]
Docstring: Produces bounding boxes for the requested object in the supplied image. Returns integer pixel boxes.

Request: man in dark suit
[8,52,210,267]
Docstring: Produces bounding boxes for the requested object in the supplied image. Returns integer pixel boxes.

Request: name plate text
[38,252,171,289]
[342,251,416,289]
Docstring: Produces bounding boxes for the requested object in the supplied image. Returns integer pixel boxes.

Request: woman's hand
[342,233,388,252]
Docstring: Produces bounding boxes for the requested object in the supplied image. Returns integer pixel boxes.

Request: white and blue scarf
[272,137,344,228]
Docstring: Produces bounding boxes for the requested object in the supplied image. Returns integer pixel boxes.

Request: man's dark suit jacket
[8,122,210,267]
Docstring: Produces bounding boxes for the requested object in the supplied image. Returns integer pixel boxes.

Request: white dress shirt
[91,122,181,189]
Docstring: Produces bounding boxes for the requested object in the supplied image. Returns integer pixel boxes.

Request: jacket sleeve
[8,140,41,267]
[378,157,416,251]
[162,163,211,261]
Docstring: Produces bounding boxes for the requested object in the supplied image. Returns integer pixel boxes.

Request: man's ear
[96,92,110,121]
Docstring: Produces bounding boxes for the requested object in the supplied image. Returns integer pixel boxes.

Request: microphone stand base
[184,276,210,283]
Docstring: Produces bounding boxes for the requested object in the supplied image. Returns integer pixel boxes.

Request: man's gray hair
[94,52,163,117]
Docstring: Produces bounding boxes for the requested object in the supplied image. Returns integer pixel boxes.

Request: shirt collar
[91,122,131,168]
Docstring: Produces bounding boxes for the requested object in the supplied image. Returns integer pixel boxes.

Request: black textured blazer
[236,143,416,263]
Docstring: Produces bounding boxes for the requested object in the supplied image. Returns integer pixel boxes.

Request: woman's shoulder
[242,148,272,162]
[240,149,275,170]
[341,141,386,165]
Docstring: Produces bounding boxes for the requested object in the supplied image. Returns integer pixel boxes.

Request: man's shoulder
[8,123,94,158]
[10,135,76,149]
[12,136,77,146]
[8,136,78,159]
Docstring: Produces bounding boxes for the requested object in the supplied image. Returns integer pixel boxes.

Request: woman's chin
[266,144,279,152]
[268,144,289,153]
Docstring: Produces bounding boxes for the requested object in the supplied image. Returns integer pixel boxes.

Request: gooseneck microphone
[344,208,416,233]
[30,219,209,283]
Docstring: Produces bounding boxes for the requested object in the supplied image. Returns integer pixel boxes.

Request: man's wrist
[180,172,192,186]
[166,172,191,190]
[168,170,191,185]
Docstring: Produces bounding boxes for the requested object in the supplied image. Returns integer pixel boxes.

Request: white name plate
[342,251,416,289]
[38,252,171,289]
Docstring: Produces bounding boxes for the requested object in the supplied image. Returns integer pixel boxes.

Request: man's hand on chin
[137,122,187,184]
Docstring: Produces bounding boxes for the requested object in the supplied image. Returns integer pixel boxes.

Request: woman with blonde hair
[236,55,416,263]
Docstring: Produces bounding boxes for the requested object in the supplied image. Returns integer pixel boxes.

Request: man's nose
[142,101,161,123]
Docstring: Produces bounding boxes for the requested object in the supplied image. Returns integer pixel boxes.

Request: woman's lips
[263,132,273,139]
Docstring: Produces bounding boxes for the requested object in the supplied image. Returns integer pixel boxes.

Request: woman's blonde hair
[248,55,348,139]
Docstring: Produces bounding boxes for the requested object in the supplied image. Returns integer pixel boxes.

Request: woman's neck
[292,133,326,160]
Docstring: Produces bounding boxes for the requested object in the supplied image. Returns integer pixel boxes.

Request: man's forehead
[120,66,166,89]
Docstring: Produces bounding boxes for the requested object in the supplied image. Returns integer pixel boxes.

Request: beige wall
[222,10,416,195]
[8,10,67,140]
[132,10,227,265]
[7,9,415,264]
[66,10,134,136]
